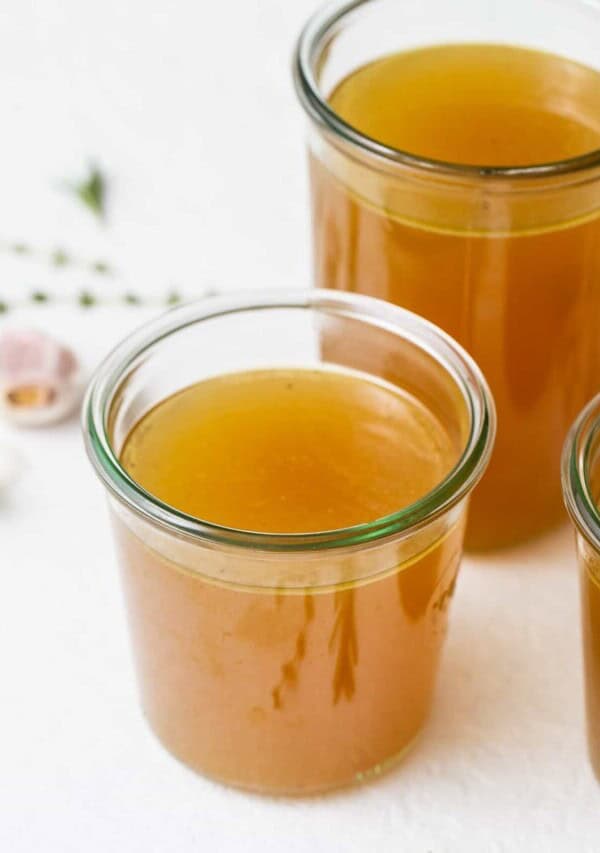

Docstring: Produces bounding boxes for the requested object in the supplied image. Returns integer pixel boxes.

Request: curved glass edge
[82,288,496,553]
[562,393,600,552]
[293,0,600,181]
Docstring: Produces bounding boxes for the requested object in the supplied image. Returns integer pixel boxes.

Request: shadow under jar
[83,290,494,795]
[563,394,600,783]
[294,0,600,550]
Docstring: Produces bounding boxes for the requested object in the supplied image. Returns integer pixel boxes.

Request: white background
[0,2,599,851]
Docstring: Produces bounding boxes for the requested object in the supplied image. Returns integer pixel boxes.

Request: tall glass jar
[294,0,600,550]
[83,290,495,794]
[563,394,600,783]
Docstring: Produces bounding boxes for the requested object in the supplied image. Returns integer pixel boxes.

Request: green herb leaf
[78,290,96,308]
[0,300,8,313]
[12,243,29,255]
[31,291,49,303]
[52,248,69,267]
[166,290,182,305]
[91,260,111,275]
[74,165,106,219]
[123,292,141,305]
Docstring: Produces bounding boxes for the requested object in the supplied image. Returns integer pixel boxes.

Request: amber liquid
[115,368,464,793]
[312,43,600,549]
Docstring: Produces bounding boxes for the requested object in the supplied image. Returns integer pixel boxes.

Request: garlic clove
[0,330,83,427]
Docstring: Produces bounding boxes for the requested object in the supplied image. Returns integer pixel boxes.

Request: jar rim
[563,394,600,551]
[82,289,495,553]
[293,0,600,182]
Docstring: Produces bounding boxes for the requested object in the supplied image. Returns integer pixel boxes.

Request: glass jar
[294,0,600,550]
[83,289,495,794]
[563,393,600,783]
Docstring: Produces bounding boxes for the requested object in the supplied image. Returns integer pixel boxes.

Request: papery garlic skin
[0,330,83,426]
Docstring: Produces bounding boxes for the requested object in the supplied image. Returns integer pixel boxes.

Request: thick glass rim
[83,289,495,553]
[293,0,600,181]
[562,393,600,551]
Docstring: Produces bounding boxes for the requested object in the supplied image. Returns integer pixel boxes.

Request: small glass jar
[562,394,600,783]
[83,289,495,794]
[294,0,600,550]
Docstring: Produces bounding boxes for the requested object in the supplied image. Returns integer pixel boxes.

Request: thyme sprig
[0,288,215,313]
[0,164,218,314]
[0,239,113,277]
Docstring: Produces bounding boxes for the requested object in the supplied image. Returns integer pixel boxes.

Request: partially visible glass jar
[294,0,600,550]
[563,394,600,783]
[83,289,494,794]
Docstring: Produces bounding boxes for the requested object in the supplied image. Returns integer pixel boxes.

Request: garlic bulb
[0,330,83,426]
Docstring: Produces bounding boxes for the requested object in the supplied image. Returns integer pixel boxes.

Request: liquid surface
[121,368,457,533]
[115,368,465,792]
[330,44,600,166]
[313,43,600,549]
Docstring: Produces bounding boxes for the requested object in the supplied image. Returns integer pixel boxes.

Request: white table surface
[0,2,599,851]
